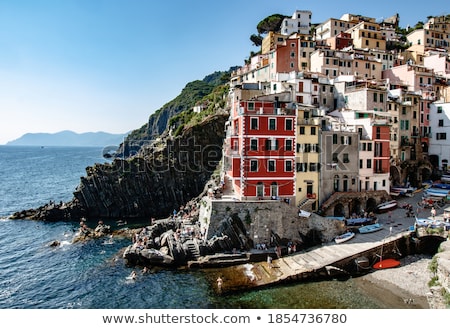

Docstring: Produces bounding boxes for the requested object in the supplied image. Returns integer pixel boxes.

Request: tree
[256,14,287,35]
[250,34,263,47]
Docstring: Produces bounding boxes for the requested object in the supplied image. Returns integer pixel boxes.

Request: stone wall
[436,240,450,298]
[205,199,345,248]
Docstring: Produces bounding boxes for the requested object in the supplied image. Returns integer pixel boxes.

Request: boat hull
[335,232,355,244]
[358,223,383,234]
[373,258,400,270]
[375,201,398,213]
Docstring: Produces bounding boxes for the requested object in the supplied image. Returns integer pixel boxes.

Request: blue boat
[424,188,450,197]
[358,223,384,234]
[432,183,450,190]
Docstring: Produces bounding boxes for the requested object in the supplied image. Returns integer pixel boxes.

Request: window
[309,163,317,172]
[359,159,363,169]
[285,139,293,151]
[436,133,447,140]
[299,126,305,135]
[310,127,316,135]
[269,118,276,130]
[373,93,378,102]
[366,159,372,169]
[250,160,258,172]
[285,118,293,130]
[439,119,444,127]
[268,160,276,172]
[285,160,292,172]
[250,139,258,151]
[265,139,279,151]
[343,153,349,163]
[333,134,337,144]
[248,102,255,111]
[296,163,307,172]
[437,106,443,113]
[380,93,384,102]
[341,136,352,145]
[250,117,258,130]
[367,143,372,151]
[332,153,338,162]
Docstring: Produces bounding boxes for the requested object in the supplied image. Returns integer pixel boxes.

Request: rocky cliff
[10,111,229,224]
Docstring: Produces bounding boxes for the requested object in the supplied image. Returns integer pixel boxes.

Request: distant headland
[5,130,129,147]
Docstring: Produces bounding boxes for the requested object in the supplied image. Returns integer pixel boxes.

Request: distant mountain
[6,130,128,147]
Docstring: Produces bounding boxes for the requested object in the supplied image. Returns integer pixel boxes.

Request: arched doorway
[429,154,439,169]
[333,175,340,192]
[334,203,345,217]
[351,199,362,216]
[343,175,349,192]
[366,198,377,213]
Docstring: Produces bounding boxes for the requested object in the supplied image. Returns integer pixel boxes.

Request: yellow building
[295,105,321,211]
[346,21,386,51]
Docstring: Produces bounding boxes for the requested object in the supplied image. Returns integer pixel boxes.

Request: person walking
[431,207,436,220]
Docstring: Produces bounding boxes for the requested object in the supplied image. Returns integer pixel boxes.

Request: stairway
[185,240,201,260]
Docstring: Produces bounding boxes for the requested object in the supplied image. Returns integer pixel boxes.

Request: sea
[0,145,396,309]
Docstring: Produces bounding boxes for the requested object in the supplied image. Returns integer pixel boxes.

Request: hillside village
[219,10,450,219]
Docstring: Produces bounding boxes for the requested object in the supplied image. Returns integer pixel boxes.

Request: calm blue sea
[0,146,388,309]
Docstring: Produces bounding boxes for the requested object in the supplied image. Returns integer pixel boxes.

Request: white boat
[375,200,398,213]
[440,175,450,183]
[334,231,355,244]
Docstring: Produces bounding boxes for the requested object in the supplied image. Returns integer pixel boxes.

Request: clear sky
[0,0,448,144]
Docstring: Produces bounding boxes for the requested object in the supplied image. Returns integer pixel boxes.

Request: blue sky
[0,0,448,144]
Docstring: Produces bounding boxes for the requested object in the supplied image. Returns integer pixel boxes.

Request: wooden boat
[334,231,355,244]
[358,223,383,234]
[375,200,398,213]
[345,217,376,227]
[373,258,400,270]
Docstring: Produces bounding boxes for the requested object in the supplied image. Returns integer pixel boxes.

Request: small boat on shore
[358,223,384,234]
[375,200,398,213]
[423,188,450,197]
[373,258,400,270]
[432,183,450,190]
[440,174,450,183]
[334,231,355,244]
[345,217,376,226]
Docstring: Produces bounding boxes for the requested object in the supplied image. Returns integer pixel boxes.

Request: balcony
[298,118,320,125]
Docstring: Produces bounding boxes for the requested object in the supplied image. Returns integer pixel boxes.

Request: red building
[224,98,297,201]
[372,124,391,175]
